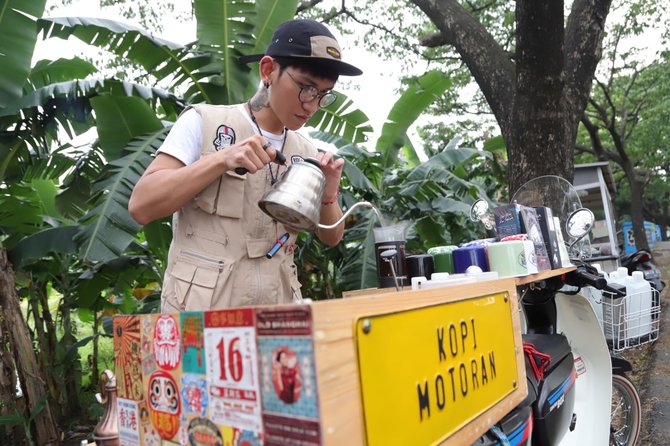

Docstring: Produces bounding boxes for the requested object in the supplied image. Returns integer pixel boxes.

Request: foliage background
[0,0,668,444]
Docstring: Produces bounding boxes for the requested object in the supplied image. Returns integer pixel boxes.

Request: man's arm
[129,134,278,225]
[314,152,345,246]
[129,153,222,224]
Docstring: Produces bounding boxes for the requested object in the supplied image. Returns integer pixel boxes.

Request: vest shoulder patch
[213,125,236,150]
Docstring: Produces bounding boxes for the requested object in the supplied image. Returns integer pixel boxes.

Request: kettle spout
[317,201,380,230]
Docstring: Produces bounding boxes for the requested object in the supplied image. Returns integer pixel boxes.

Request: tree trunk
[509,1,572,194]
[37,283,63,418]
[91,311,100,390]
[29,285,61,422]
[0,250,60,445]
[61,302,81,420]
[627,171,650,251]
[0,313,19,445]
[659,196,669,241]
[644,190,670,242]
[412,0,612,195]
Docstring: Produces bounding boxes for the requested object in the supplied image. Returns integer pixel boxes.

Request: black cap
[239,19,362,76]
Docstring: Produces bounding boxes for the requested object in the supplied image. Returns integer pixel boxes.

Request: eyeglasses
[284,71,337,108]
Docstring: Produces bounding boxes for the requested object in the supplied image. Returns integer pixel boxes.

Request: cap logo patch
[326,46,341,59]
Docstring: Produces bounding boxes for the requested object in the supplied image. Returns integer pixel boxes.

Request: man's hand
[318,151,344,201]
[221,134,279,174]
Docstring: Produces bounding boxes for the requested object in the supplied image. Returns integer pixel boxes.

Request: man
[129,19,362,311]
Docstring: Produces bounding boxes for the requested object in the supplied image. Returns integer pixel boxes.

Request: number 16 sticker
[205,327,257,388]
[204,325,261,432]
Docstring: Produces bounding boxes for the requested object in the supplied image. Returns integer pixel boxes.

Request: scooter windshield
[512,175,591,259]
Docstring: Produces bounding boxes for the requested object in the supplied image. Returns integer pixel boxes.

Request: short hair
[272,56,340,83]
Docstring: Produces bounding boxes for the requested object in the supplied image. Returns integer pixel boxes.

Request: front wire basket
[601,288,661,352]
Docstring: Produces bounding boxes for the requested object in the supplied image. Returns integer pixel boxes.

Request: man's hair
[272,56,340,83]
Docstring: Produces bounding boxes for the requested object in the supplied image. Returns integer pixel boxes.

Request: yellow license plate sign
[355,292,519,445]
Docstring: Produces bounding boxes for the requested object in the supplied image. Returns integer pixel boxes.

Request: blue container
[623,220,664,254]
[452,245,489,273]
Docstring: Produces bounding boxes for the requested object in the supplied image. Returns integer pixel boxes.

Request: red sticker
[153,314,181,370]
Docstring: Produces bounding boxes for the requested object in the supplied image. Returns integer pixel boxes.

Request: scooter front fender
[554,292,612,446]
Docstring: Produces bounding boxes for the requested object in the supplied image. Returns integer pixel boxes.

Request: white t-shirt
[157,104,286,166]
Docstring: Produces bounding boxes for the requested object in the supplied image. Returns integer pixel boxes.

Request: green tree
[575,0,670,251]
[578,57,670,250]
[636,60,670,239]
[310,0,615,194]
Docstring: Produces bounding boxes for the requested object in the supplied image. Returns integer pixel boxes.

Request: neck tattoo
[247,101,287,185]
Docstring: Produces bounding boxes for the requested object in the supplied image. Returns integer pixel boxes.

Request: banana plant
[302,71,490,293]
[19,0,370,264]
[0,0,47,109]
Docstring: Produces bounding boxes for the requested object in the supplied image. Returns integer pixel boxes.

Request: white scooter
[471,176,640,446]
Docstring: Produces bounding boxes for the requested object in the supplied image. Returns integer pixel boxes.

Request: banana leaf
[0,0,47,108]
[377,70,452,167]
[75,102,168,262]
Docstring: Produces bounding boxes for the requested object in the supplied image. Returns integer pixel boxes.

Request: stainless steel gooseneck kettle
[258,157,378,231]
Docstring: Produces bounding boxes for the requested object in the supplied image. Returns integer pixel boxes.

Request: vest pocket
[214,171,245,218]
[162,250,229,311]
[193,155,222,214]
[281,261,303,304]
[193,169,245,218]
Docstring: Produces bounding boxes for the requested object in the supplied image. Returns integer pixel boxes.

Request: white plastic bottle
[625,271,653,341]
[602,268,628,348]
[617,267,631,283]
[608,267,631,287]
[583,264,607,329]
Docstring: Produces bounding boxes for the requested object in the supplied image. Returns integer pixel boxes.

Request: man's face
[270,64,336,131]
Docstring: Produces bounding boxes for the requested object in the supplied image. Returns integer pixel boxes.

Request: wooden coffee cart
[109,269,571,446]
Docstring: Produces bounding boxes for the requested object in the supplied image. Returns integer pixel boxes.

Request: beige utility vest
[161,104,318,312]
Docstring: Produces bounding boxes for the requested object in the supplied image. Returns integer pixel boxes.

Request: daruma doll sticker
[147,370,181,439]
[153,314,181,370]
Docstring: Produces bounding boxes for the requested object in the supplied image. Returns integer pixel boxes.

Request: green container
[427,245,457,273]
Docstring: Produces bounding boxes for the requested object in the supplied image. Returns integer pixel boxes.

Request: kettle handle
[234,147,287,175]
[304,157,322,168]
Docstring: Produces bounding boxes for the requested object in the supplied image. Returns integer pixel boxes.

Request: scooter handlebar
[602,284,626,297]
[565,265,627,296]
[565,266,607,289]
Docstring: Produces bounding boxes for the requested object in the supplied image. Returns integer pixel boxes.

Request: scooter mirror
[566,208,595,239]
[469,199,495,231]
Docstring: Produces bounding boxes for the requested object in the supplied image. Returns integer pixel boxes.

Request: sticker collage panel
[112,305,320,446]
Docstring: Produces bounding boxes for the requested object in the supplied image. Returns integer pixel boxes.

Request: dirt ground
[618,342,655,445]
